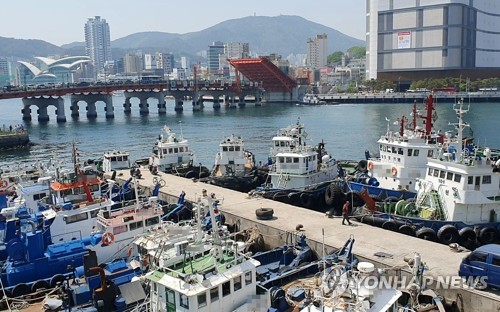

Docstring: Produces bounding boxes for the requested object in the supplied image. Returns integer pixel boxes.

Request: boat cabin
[150,126,194,171]
[214,135,254,176]
[102,151,130,173]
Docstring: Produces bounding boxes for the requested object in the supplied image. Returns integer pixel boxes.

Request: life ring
[368,161,374,171]
[391,167,398,176]
[0,178,8,189]
[101,232,115,246]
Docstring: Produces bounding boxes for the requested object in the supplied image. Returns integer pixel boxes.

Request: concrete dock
[110,168,500,311]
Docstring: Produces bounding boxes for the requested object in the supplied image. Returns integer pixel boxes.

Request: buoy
[391,167,398,176]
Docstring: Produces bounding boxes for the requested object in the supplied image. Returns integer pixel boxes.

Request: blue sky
[2,1,366,46]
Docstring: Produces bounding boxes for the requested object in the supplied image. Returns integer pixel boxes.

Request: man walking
[342,201,352,225]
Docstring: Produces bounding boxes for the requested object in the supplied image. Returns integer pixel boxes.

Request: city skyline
[1,0,366,46]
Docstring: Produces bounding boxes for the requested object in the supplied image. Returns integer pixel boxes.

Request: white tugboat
[149,124,209,179]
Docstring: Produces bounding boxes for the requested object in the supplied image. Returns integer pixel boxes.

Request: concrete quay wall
[110,169,500,311]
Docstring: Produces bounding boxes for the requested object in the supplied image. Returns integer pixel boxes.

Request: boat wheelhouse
[150,125,194,172]
[102,150,131,173]
[212,134,254,177]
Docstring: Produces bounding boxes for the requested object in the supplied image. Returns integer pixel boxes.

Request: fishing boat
[149,124,210,179]
[145,193,266,312]
[203,134,266,192]
[325,95,442,215]
[84,150,132,176]
[252,118,338,210]
[355,98,500,249]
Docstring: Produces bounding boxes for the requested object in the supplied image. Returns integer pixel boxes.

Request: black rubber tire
[199,171,210,179]
[324,184,337,206]
[381,220,398,232]
[357,160,368,172]
[273,191,288,203]
[256,208,274,220]
[287,192,300,205]
[12,283,31,297]
[416,227,438,242]
[31,279,51,292]
[437,225,460,245]
[479,227,497,245]
[50,274,66,288]
[300,193,315,208]
[185,170,197,179]
[459,227,477,246]
[399,224,416,237]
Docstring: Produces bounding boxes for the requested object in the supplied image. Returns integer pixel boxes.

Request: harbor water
[0,96,499,169]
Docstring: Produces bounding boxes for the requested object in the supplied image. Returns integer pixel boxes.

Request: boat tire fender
[357,160,368,172]
[479,227,497,245]
[437,225,460,245]
[324,184,337,206]
[185,170,197,179]
[416,227,438,242]
[50,274,66,288]
[31,279,51,293]
[300,193,315,208]
[381,220,398,232]
[12,283,30,298]
[398,224,416,237]
[256,208,274,220]
[459,227,477,246]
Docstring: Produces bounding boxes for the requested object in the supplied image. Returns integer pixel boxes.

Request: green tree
[346,46,366,59]
[327,51,343,65]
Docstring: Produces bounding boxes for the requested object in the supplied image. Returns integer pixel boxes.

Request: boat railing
[436,185,448,220]
[415,179,433,207]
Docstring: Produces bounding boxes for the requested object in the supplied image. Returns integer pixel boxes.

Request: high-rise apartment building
[367,0,500,80]
[84,16,112,74]
[225,42,250,59]
[306,34,328,69]
[124,53,142,75]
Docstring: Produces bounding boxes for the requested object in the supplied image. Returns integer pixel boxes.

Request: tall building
[123,53,142,75]
[207,41,225,73]
[306,34,328,69]
[367,0,500,80]
[84,16,112,74]
[163,53,174,74]
[225,42,250,59]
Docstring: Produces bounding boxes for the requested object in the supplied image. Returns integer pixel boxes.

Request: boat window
[174,148,178,153]
[117,156,122,161]
[229,146,234,152]
[398,148,403,155]
[482,175,492,184]
[492,256,500,267]
[433,170,439,177]
[123,155,128,161]
[180,294,189,308]
[33,193,47,200]
[223,146,228,152]
[392,147,396,153]
[111,157,116,162]
[210,287,219,302]
[469,252,488,263]
[130,221,143,231]
[123,216,134,223]
[166,288,175,304]
[245,271,252,285]
[222,281,231,297]
[428,150,434,157]
[178,147,183,152]
[90,209,100,218]
[428,168,433,176]
[235,146,240,151]
[278,157,284,163]
[379,144,383,151]
[408,149,413,156]
[454,174,462,183]
[65,212,88,224]
[439,170,446,179]
[286,157,292,163]
[447,172,454,181]
[198,292,207,308]
[468,176,473,184]
[280,141,286,147]
[145,216,160,226]
[113,225,128,235]
[294,158,299,163]
[234,275,242,291]
[61,189,71,197]
[167,148,172,154]
[383,145,387,152]
[413,149,419,156]
[90,184,99,192]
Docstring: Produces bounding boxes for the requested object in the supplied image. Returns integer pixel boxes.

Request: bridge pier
[70,100,79,118]
[55,97,66,123]
[228,96,237,108]
[213,97,221,109]
[22,97,66,122]
[123,97,132,114]
[158,97,166,114]
[174,99,183,112]
[139,97,150,115]
[104,95,114,119]
[192,99,203,111]
[21,103,31,121]
[238,96,246,107]
[86,101,97,119]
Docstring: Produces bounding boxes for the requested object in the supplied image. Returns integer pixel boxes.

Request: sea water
[0,96,499,169]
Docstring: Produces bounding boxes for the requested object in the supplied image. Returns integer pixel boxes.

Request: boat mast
[450,98,470,163]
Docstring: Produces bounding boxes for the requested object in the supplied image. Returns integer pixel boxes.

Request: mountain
[1,15,364,59]
[0,37,65,58]
[111,15,364,56]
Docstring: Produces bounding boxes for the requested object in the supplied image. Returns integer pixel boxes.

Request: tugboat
[203,134,267,192]
[251,118,338,210]
[149,124,209,179]
[355,98,500,249]
[326,95,442,215]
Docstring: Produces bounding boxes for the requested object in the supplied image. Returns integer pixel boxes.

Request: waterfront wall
[0,132,29,149]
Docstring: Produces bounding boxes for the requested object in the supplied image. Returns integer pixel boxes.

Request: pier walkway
[110,168,500,311]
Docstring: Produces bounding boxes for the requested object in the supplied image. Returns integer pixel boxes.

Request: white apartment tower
[306,34,328,69]
[225,42,250,59]
[84,16,112,74]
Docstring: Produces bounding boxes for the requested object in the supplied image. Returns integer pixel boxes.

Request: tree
[346,46,366,59]
[327,51,343,65]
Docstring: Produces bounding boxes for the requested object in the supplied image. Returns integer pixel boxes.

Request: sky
[1,0,366,46]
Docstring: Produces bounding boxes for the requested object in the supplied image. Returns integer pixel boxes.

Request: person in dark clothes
[342,201,352,225]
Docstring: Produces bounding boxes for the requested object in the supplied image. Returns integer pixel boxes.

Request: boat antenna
[178,120,184,140]
[450,98,470,163]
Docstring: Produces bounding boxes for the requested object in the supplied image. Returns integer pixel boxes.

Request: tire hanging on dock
[459,227,477,247]
[416,227,437,242]
[398,224,416,237]
[478,227,497,245]
[437,225,460,245]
